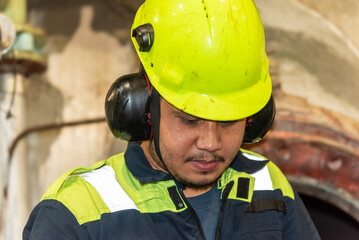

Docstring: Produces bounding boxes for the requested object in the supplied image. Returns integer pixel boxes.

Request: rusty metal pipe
[247,116,359,222]
[7,117,106,160]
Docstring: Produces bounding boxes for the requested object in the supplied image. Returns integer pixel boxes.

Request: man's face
[144,99,246,192]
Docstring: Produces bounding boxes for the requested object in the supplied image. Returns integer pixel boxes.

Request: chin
[178,174,220,189]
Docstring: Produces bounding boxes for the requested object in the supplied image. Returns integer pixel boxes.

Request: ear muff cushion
[105,73,152,141]
[243,95,276,144]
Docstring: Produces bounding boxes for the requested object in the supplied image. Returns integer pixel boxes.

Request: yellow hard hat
[131,0,272,121]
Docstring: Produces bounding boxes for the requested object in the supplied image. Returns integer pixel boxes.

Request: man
[23,0,320,239]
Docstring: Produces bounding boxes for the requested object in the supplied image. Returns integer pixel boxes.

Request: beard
[177,154,225,189]
[170,167,222,190]
[149,140,226,190]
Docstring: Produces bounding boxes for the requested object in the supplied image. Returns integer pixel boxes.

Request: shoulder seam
[266,161,295,200]
[41,160,107,201]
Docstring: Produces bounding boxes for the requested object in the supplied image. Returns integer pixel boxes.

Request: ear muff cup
[243,95,276,144]
[105,73,152,141]
[105,72,275,144]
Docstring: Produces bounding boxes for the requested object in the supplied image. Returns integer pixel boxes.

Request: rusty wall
[253,0,359,230]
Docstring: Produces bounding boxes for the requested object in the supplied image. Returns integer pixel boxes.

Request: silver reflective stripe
[243,152,274,191]
[242,152,266,161]
[81,165,139,212]
[250,165,274,191]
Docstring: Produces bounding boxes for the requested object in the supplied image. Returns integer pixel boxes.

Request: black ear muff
[243,95,276,144]
[105,72,152,141]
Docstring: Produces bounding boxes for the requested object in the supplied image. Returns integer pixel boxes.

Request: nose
[195,121,222,152]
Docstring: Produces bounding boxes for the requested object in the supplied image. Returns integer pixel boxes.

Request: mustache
[185,154,225,163]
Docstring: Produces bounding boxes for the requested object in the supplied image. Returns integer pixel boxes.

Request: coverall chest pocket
[240,199,286,240]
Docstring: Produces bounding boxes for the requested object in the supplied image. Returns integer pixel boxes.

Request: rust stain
[244,92,359,222]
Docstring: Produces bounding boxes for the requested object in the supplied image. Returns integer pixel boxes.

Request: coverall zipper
[178,188,207,240]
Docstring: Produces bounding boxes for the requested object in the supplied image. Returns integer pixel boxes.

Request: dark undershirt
[187,185,222,240]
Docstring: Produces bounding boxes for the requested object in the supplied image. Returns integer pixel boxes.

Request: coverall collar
[124,143,268,185]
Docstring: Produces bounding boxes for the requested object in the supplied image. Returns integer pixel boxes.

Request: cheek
[160,122,195,156]
[222,125,246,153]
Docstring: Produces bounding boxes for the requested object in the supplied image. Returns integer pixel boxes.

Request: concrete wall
[1,0,140,239]
[255,0,359,121]
[298,0,359,51]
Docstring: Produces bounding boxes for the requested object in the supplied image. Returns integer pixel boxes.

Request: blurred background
[0,0,358,239]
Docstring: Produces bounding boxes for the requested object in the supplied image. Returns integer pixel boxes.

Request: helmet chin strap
[150,87,164,163]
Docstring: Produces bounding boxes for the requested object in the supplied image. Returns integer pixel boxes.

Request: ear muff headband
[105,73,276,144]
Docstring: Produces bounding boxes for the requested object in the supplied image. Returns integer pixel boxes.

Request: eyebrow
[174,109,198,119]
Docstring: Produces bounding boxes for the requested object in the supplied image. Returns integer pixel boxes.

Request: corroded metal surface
[257,120,359,197]
[245,93,359,222]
